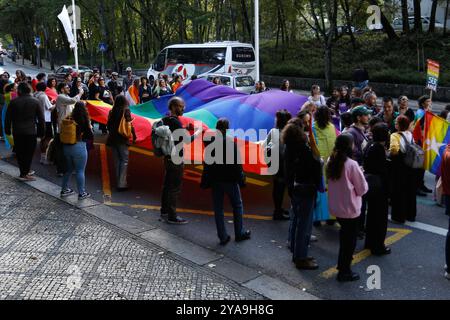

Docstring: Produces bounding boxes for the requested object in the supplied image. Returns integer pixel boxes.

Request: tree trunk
[368,0,399,39]
[324,45,333,94]
[401,0,410,33]
[413,0,422,33]
[341,0,357,49]
[429,0,438,33]
[445,0,450,35]
[240,0,252,42]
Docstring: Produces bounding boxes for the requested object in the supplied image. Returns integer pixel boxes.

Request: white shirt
[34,92,54,122]
[308,95,326,108]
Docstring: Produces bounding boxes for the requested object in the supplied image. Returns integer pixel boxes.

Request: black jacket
[107,108,136,146]
[5,95,45,137]
[285,142,322,195]
[201,135,245,187]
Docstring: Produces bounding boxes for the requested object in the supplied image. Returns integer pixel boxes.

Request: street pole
[102,51,105,76]
[254,0,260,82]
[37,44,40,69]
[72,0,79,72]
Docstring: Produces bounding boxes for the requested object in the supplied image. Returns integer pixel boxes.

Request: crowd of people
[0,67,449,282]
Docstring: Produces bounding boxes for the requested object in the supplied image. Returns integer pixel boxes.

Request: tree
[297,0,339,93]
[445,0,450,36]
[429,0,438,33]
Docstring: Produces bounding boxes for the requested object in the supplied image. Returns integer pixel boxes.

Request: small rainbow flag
[422,111,450,174]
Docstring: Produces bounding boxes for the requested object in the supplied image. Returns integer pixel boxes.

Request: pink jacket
[328,158,368,219]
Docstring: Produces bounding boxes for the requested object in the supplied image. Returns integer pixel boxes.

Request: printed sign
[426,59,440,92]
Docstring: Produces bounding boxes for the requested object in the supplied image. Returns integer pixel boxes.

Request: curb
[0,159,320,300]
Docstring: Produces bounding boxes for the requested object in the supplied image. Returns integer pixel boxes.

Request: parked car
[392,16,446,33]
[200,73,256,94]
[49,65,93,82]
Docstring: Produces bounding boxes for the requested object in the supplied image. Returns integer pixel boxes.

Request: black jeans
[365,186,389,252]
[161,158,184,220]
[337,217,359,274]
[273,174,286,213]
[14,134,37,177]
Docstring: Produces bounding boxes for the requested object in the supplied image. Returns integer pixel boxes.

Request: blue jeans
[212,183,244,242]
[445,195,450,271]
[62,142,88,195]
[111,143,129,189]
[290,190,316,261]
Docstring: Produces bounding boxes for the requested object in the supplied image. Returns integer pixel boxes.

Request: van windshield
[236,76,255,87]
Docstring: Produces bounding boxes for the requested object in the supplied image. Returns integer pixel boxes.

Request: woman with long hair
[280,80,293,93]
[139,77,152,103]
[308,85,326,108]
[283,118,322,270]
[389,115,417,223]
[60,102,94,200]
[363,123,391,255]
[312,106,338,226]
[327,134,368,282]
[106,95,137,191]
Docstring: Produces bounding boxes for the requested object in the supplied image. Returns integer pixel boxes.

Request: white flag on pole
[58,5,76,49]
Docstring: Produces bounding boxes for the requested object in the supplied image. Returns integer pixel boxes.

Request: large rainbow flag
[420,111,450,175]
[86,79,308,175]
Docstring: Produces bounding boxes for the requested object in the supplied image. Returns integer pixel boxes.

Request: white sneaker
[310,235,318,243]
[445,272,450,280]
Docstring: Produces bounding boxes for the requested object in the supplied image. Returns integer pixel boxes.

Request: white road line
[404,221,448,237]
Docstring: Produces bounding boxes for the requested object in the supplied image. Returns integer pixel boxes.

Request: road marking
[129,146,154,157]
[405,221,447,236]
[320,228,412,279]
[99,144,112,201]
[106,201,273,221]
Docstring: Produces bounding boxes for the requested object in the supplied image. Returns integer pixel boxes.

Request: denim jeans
[62,142,87,195]
[290,189,316,261]
[212,182,244,242]
[111,143,129,189]
[445,195,450,271]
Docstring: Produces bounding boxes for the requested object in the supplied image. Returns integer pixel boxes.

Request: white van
[147,42,256,83]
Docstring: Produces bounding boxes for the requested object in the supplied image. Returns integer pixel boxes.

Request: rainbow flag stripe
[423,111,450,175]
[86,79,308,174]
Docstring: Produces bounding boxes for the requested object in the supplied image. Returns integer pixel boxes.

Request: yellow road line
[320,228,412,279]
[129,146,154,157]
[99,144,112,200]
[106,201,273,221]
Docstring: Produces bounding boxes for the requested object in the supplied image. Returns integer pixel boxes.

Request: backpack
[60,117,77,145]
[399,133,425,169]
[151,118,175,157]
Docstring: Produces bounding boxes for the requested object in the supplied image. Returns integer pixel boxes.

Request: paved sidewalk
[0,172,262,300]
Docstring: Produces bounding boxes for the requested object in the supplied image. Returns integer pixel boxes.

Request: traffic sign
[35,36,41,47]
[99,42,108,52]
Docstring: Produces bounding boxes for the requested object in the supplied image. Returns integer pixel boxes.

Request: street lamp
[72,0,79,72]
[255,0,260,82]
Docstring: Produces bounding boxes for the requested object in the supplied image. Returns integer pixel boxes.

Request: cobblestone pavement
[0,173,261,300]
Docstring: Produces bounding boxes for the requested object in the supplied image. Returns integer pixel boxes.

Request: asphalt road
[0,134,448,300]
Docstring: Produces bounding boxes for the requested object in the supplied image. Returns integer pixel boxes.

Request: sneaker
[421,186,433,194]
[445,272,450,280]
[57,173,64,177]
[337,272,360,282]
[236,230,251,242]
[295,258,319,270]
[167,216,188,225]
[273,210,290,221]
[219,236,231,246]
[28,171,35,176]
[18,175,36,182]
[310,235,318,243]
[60,189,75,198]
[78,192,91,201]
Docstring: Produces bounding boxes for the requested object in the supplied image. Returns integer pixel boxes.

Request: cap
[71,71,78,78]
[352,106,372,117]
[126,67,132,72]
[112,72,119,76]
[351,97,365,106]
